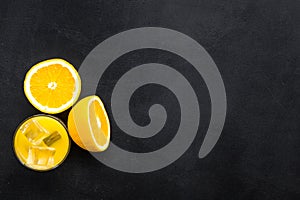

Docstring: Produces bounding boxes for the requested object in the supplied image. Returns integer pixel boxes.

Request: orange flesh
[29,64,75,107]
[89,100,109,146]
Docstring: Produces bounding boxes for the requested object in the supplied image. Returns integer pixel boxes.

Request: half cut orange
[68,95,110,152]
[24,58,81,114]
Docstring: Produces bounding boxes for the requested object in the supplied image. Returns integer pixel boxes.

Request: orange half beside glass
[13,115,70,171]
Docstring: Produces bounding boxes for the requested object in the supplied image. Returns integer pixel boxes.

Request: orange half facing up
[24,58,81,114]
[68,95,110,152]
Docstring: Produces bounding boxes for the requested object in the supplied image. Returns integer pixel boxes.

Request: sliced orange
[67,95,110,152]
[24,58,81,114]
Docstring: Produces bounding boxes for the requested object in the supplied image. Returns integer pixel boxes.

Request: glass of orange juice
[13,114,70,171]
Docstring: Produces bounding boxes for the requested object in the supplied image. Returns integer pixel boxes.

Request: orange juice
[14,115,70,171]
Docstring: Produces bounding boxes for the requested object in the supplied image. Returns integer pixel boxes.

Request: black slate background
[0,0,299,199]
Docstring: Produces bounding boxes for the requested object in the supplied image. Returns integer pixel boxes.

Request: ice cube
[27,145,56,168]
[21,119,49,145]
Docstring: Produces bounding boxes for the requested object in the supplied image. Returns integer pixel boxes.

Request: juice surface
[14,115,70,171]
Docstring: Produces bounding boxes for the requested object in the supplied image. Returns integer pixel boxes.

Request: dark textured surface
[0,0,299,199]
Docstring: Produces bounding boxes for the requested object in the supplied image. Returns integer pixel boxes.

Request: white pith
[48,82,57,90]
